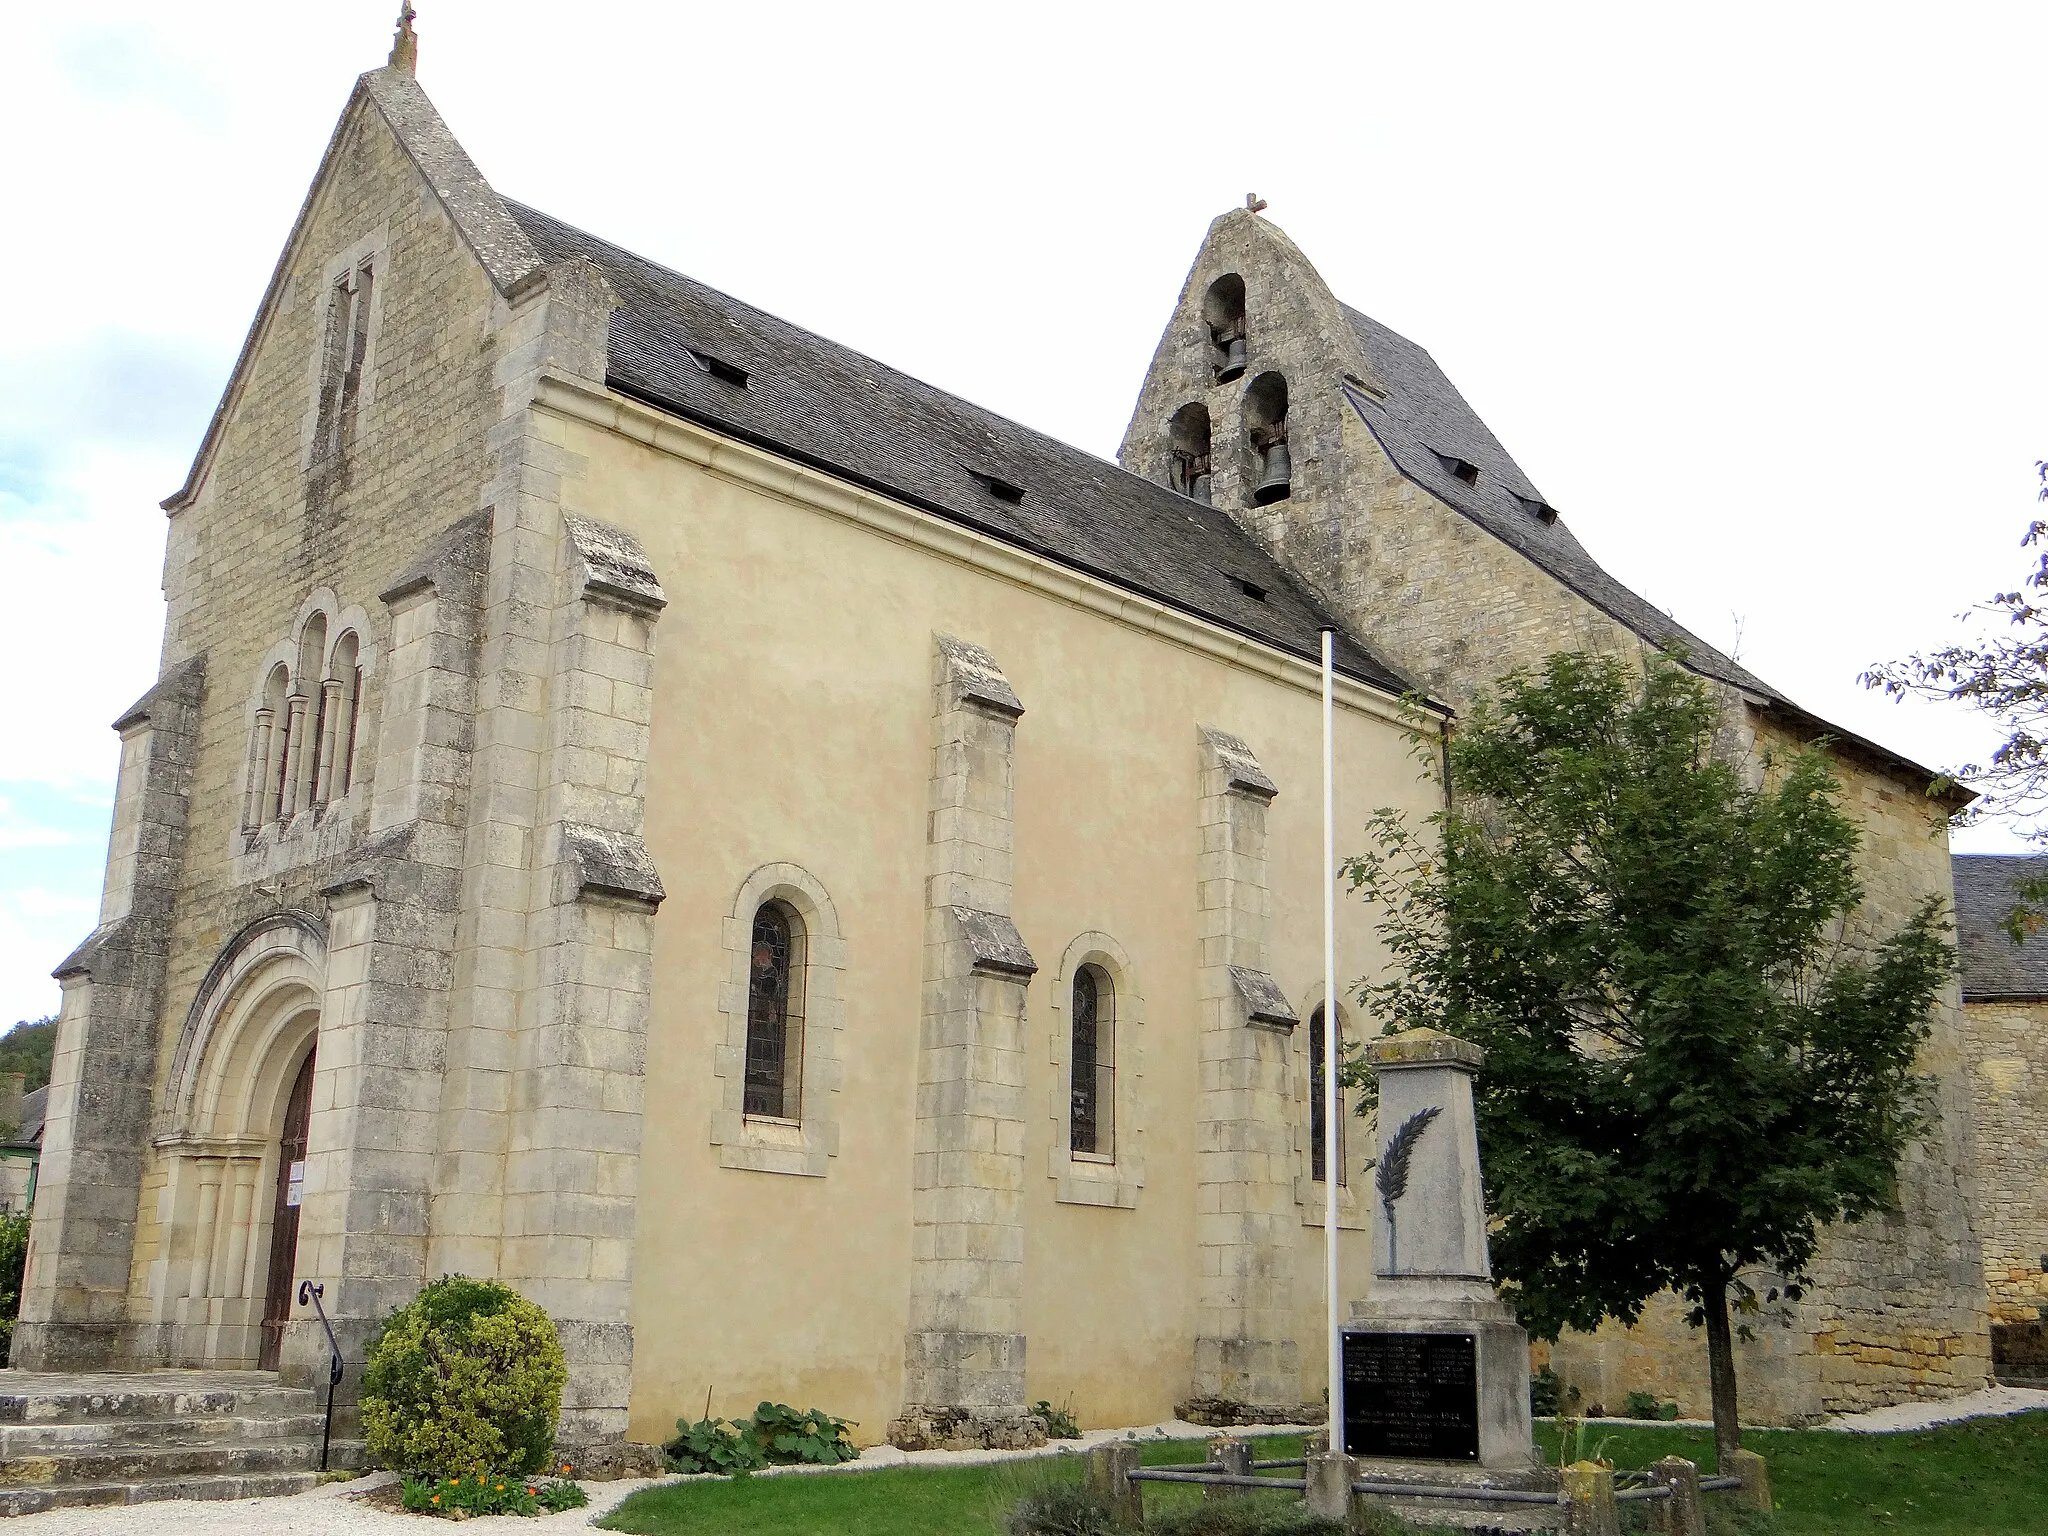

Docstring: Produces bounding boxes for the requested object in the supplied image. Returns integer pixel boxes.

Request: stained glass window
[1310,1005,1346,1184]
[744,902,806,1119]
[1070,964,1116,1159]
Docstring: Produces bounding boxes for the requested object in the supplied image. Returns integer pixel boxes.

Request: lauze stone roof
[1953,854,2048,1002]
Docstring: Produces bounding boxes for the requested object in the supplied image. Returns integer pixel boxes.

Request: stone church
[17,18,2000,1464]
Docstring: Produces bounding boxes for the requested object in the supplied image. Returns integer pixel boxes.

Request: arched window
[1244,372,1292,506]
[743,901,807,1120]
[245,663,292,833]
[321,630,363,803]
[1167,403,1213,505]
[283,615,327,818]
[266,663,294,823]
[1070,963,1116,1159]
[1309,1005,1345,1184]
[1203,274,1248,383]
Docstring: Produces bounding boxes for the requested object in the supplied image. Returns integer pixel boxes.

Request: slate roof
[1953,854,2048,1001]
[1340,309,1772,700]
[14,1086,44,1146]
[1336,307,1956,795]
[506,202,1414,697]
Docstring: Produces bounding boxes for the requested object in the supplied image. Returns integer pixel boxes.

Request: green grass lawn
[598,1413,2048,1536]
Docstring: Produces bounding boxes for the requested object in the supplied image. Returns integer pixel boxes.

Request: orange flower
[526,1487,537,1496]
[561,1463,572,1474]
[429,1495,440,1505]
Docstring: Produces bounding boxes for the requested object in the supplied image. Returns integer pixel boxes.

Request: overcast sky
[2,1,2043,1025]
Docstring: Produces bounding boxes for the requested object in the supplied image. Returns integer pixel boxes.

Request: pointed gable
[162,66,541,515]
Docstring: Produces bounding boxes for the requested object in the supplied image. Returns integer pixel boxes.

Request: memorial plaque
[1342,1329,1479,1461]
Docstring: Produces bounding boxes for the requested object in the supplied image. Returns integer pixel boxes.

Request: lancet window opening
[313,261,375,474]
[1244,371,1293,506]
[743,900,807,1120]
[1070,963,1116,1160]
[1309,1004,1346,1185]
[1203,273,1248,383]
[1167,402,1214,505]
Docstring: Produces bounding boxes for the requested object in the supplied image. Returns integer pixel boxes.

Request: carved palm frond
[1376,1104,1441,1225]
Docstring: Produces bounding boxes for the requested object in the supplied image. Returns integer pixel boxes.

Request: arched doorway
[258,1046,315,1371]
[151,913,326,1368]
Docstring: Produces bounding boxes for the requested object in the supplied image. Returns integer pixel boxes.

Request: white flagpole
[1322,627,1342,1457]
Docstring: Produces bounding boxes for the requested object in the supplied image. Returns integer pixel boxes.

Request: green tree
[0,1018,55,1096]
[1863,466,2048,934]
[1344,653,1954,1465]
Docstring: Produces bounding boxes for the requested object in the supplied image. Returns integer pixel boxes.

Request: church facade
[19,36,1993,1460]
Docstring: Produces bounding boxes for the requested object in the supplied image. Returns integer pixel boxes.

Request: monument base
[1345,1289,1539,1472]
[1351,1458,1563,1532]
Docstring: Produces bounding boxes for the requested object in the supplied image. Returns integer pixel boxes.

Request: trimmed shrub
[361,1276,567,1476]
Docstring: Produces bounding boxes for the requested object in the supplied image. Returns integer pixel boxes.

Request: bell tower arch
[1117,207,1387,618]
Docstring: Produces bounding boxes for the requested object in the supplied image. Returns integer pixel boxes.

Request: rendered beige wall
[550,408,1436,1443]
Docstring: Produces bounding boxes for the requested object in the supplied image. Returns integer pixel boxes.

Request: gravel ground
[1821,1383,2048,1432]
[16,1394,2048,1533]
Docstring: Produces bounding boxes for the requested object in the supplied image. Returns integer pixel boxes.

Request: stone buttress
[1187,725,1303,1417]
[889,636,1044,1451]
[16,659,207,1369]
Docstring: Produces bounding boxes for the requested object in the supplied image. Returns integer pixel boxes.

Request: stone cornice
[532,375,1441,734]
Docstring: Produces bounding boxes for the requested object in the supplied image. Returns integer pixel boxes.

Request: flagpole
[1322,626,1341,1457]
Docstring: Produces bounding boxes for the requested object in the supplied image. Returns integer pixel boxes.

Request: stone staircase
[0,1370,340,1517]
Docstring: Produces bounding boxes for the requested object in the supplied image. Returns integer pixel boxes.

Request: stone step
[0,1436,325,1487]
[0,1412,329,1454]
[0,1468,327,1518]
[0,1371,316,1426]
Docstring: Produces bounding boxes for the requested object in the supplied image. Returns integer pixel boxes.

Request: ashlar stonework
[19,31,2006,1474]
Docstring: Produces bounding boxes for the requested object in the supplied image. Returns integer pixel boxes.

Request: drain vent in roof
[1513,493,1559,523]
[689,350,749,389]
[1238,578,1268,603]
[1435,452,1479,486]
[968,470,1025,505]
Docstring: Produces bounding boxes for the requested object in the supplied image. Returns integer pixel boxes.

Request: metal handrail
[1700,1475,1743,1491]
[296,1280,345,1472]
[1351,1479,1565,1506]
[1129,1470,1307,1490]
[1614,1484,1676,1502]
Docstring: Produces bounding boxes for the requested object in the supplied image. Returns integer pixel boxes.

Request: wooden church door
[258,1048,315,1371]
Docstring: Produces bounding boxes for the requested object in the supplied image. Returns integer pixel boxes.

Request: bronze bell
[1217,336,1248,382]
[1252,441,1292,504]
[1191,471,1213,505]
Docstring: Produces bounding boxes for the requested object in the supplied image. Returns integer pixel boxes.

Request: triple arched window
[744,900,808,1120]
[1069,963,1116,1160]
[242,608,365,834]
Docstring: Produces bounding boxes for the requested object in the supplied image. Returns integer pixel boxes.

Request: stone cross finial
[1245,193,1269,214]
[388,3,419,74]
